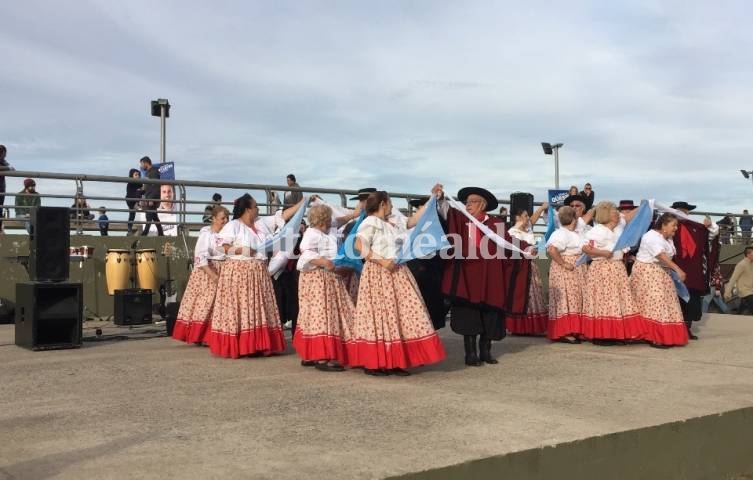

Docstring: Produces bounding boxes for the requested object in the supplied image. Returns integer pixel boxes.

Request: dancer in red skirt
[546,206,586,343]
[208,194,305,359]
[348,188,446,376]
[293,204,355,372]
[629,213,689,348]
[172,205,229,344]
[507,203,549,335]
[581,201,644,343]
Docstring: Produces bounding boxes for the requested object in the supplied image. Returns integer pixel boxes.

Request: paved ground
[1,313,753,480]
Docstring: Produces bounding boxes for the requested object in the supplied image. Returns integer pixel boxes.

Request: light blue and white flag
[397,195,450,264]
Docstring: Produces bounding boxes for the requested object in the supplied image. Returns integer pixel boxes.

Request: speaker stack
[15,207,83,351]
[509,192,534,218]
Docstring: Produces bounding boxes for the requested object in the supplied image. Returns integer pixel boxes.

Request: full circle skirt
[172,260,222,344]
[207,259,286,358]
[346,263,445,369]
[293,269,355,363]
[629,262,688,346]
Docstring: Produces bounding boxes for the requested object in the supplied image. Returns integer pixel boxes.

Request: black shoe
[301,360,316,367]
[558,336,582,345]
[479,335,499,364]
[390,368,411,376]
[364,368,389,376]
[688,333,699,340]
[649,343,672,349]
[463,335,483,366]
[592,339,617,346]
[315,362,345,372]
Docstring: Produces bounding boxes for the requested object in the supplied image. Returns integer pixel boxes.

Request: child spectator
[98,207,109,236]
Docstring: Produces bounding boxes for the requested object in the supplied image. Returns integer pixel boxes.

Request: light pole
[541,142,564,189]
[151,99,171,164]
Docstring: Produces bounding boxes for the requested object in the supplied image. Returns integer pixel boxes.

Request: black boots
[464,335,482,366]
[479,335,498,364]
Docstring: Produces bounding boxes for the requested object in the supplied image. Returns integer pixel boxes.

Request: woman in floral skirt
[172,205,229,344]
[629,212,689,347]
[208,194,305,359]
[347,188,446,376]
[293,204,356,372]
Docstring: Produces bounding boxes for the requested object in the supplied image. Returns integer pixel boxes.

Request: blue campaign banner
[548,189,569,206]
[157,162,175,180]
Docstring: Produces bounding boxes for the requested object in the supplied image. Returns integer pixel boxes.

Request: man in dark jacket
[139,156,163,236]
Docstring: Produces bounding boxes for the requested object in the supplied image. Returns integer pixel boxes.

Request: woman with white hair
[581,201,643,344]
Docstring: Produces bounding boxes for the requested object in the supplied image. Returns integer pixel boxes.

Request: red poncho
[441,209,530,314]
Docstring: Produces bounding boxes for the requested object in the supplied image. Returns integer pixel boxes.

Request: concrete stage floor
[1,313,753,479]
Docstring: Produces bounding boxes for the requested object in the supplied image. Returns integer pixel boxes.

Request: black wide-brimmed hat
[563,194,588,207]
[349,187,377,201]
[671,201,696,211]
[457,187,498,211]
[408,196,430,208]
[618,199,637,210]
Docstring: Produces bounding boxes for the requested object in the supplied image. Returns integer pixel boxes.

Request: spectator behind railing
[739,209,752,245]
[15,178,40,233]
[70,195,95,221]
[139,156,164,236]
[580,182,594,210]
[126,168,143,235]
[0,145,16,233]
[717,214,735,245]
[98,207,109,236]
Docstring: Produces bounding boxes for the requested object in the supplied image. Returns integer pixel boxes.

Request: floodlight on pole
[541,142,564,189]
[150,98,171,164]
[741,169,751,180]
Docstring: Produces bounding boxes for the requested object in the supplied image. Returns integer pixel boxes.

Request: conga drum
[136,249,158,293]
[105,249,132,295]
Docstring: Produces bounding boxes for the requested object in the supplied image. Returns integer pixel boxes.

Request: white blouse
[635,229,676,264]
[297,227,338,272]
[219,212,285,261]
[508,222,536,245]
[194,226,226,267]
[546,227,582,256]
[584,224,622,261]
[356,215,408,260]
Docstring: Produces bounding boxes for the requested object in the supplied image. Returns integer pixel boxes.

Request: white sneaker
[283,320,292,330]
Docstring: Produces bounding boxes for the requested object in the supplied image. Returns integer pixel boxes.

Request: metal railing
[1,170,750,243]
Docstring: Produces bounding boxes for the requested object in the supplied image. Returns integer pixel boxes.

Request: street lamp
[741,169,751,180]
[541,142,564,189]
[151,98,171,164]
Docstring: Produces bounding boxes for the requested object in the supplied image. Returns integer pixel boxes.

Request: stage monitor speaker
[509,192,534,218]
[114,289,153,326]
[29,207,70,282]
[15,282,82,351]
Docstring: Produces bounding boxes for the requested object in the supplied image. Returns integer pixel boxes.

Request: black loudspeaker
[15,282,82,351]
[29,207,70,282]
[114,289,153,326]
[510,192,534,217]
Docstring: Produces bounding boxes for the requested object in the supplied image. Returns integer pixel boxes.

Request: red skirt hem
[172,318,211,344]
[581,314,645,341]
[642,318,689,346]
[345,333,446,369]
[507,313,548,335]
[292,333,348,363]
[547,313,583,340]
[207,327,286,359]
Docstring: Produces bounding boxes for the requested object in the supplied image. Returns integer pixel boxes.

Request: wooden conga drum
[136,249,158,293]
[105,249,132,295]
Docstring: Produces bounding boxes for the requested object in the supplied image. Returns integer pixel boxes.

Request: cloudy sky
[2,0,753,216]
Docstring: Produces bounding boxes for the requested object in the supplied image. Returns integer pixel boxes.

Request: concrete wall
[0,235,195,318]
[391,407,753,480]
